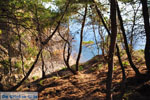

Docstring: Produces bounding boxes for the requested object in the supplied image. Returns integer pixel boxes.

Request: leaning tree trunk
[116,45,126,99]
[8,49,42,91]
[140,0,150,72]
[116,2,141,76]
[92,0,123,60]
[106,0,117,100]
[8,0,70,91]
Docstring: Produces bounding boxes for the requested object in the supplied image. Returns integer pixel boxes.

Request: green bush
[90,63,103,71]
[25,64,30,69]
[90,67,96,71]
[98,63,103,70]
[14,61,22,68]
[79,65,83,71]
[26,46,38,56]
[70,65,84,71]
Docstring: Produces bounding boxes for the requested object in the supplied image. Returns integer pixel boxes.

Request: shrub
[90,67,96,71]
[122,61,129,66]
[113,66,117,71]
[98,63,103,70]
[79,65,83,71]
[70,65,84,71]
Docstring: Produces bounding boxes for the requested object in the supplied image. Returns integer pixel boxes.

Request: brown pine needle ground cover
[18,55,150,100]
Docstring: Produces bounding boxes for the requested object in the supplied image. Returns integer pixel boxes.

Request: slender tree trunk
[8,43,12,77]
[116,45,126,99]
[140,0,150,72]
[92,0,119,57]
[41,52,45,78]
[106,0,117,100]
[116,46,126,80]
[7,1,70,90]
[93,0,140,76]
[76,4,87,72]
[0,75,3,91]
[129,4,140,54]
[42,1,70,45]
[63,42,76,74]
[58,28,76,74]
[8,48,42,91]
[93,0,110,35]
[35,3,46,78]
[116,2,141,76]
[8,55,12,76]
[92,1,127,98]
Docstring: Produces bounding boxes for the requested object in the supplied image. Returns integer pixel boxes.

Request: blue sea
[69,20,145,63]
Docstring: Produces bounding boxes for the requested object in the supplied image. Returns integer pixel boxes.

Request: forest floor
[18,55,150,100]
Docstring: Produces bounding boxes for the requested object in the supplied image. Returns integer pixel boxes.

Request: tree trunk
[140,0,150,72]
[63,42,77,74]
[41,52,45,78]
[76,4,87,72]
[106,0,117,100]
[116,45,126,99]
[116,2,141,76]
[8,1,70,90]
[58,28,77,75]
[93,0,140,75]
[8,49,42,91]
[92,0,120,58]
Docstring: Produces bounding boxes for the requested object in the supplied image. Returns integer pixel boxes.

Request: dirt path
[18,55,150,100]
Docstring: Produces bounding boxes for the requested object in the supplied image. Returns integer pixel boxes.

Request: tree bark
[140,0,150,72]
[58,29,77,74]
[41,52,46,78]
[116,2,141,76]
[116,45,126,99]
[76,4,87,72]
[106,0,117,100]
[92,0,120,58]
[93,0,140,75]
